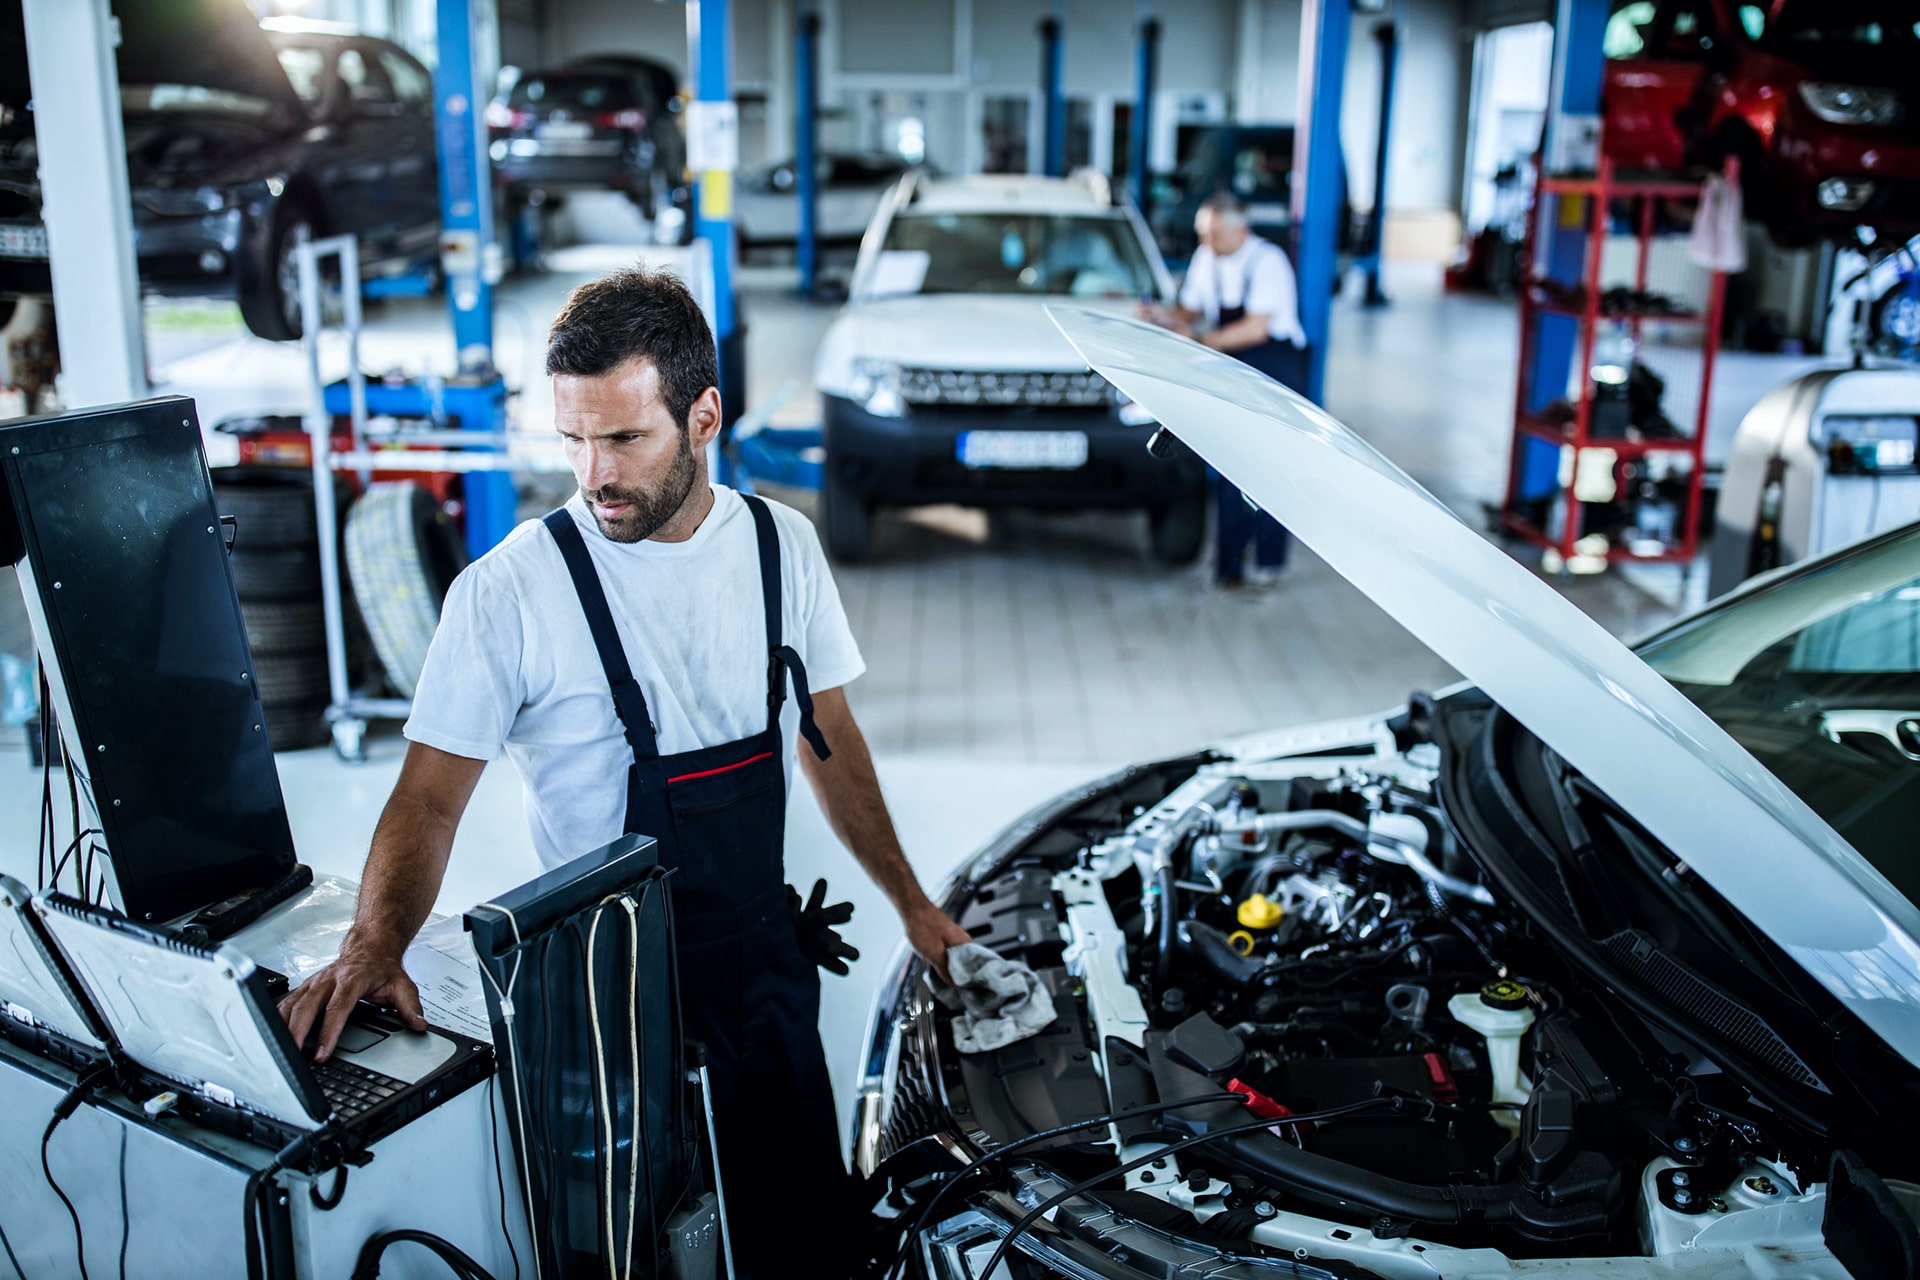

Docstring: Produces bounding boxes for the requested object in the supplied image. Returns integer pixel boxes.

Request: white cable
[472,900,542,1280]
[619,894,642,1280]
[585,903,618,1279]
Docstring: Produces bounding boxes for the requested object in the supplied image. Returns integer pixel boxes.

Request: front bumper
[494,153,643,194]
[823,394,1204,510]
[1773,121,1920,232]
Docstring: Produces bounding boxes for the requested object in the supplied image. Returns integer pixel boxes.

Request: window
[1737,5,1766,38]
[379,50,432,107]
[877,212,1155,299]
[275,45,328,105]
[335,49,394,106]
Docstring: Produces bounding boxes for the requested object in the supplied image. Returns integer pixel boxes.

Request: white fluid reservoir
[1448,981,1536,1133]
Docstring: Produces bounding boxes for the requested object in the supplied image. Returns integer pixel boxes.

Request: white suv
[812,173,1206,562]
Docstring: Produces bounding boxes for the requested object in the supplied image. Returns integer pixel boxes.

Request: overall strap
[542,508,660,760]
[741,495,832,762]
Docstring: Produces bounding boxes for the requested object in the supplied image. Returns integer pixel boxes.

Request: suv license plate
[539,121,592,141]
[957,431,1089,470]
[0,222,48,259]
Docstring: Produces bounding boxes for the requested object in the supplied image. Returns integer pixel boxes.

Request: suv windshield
[877,211,1154,298]
[1638,525,1920,906]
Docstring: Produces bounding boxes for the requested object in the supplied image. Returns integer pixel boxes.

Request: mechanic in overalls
[1142,191,1309,588]
[280,266,971,1277]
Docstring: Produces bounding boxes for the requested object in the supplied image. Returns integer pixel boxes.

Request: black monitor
[0,396,301,925]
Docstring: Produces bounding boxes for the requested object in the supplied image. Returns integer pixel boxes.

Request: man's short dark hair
[546,265,718,431]
[1198,191,1248,221]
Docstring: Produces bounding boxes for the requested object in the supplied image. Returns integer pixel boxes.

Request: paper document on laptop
[404,914,493,1042]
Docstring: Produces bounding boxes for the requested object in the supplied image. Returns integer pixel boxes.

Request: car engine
[909,743,1835,1269]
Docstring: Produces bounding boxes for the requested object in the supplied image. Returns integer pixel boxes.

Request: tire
[821,472,873,563]
[262,700,332,752]
[241,599,326,655]
[214,476,318,550]
[231,546,321,602]
[1149,495,1206,565]
[239,199,318,343]
[252,650,330,706]
[345,482,467,698]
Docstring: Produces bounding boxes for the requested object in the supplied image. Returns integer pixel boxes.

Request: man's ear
[687,385,724,449]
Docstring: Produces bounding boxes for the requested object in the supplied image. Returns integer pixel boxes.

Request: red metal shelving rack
[1500,156,1732,567]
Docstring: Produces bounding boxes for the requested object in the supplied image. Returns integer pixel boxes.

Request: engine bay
[922,739,1871,1271]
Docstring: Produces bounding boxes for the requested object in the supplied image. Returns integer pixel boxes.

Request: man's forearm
[1203,313,1273,352]
[343,793,460,961]
[806,717,934,916]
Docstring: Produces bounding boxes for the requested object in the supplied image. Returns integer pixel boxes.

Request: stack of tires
[214,473,334,750]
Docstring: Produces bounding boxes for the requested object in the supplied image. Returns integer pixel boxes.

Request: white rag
[941,942,1058,1054]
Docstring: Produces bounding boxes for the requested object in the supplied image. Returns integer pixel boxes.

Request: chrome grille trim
[899,367,1115,408]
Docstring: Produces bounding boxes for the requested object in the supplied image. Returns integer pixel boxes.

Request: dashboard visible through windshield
[874,211,1155,298]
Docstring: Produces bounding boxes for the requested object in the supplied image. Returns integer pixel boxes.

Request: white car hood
[1048,304,1920,1069]
[840,295,1132,371]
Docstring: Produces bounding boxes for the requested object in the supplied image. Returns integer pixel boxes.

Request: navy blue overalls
[543,496,854,1278]
[1211,247,1302,582]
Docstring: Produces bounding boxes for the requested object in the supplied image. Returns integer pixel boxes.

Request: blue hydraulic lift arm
[1293,0,1352,406]
[797,6,821,296]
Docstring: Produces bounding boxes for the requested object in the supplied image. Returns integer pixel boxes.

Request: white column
[21,0,145,407]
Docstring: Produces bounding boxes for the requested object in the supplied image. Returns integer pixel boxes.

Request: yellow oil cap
[1237,893,1283,930]
[1226,929,1257,956]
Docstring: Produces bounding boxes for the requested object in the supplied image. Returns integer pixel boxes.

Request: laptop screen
[0,874,104,1050]
[37,896,326,1129]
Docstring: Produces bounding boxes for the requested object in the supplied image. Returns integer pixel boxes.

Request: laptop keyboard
[313,1055,406,1120]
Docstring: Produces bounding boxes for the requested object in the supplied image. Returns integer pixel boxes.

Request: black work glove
[788,879,859,976]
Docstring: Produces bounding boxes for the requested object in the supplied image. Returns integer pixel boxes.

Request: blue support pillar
[796,6,821,296]
[433,0,513,557]
[690,0,744,434]
[1130,13,1160,213]
[1361,13,1399,307]
[1039,15,1065,178]
[1293,0,1352,405]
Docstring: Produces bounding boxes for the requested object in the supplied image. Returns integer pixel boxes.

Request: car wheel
[1871,284,1920,352]
[1149,495,1206,565]
[213,475,318,549]
[231,546,322,602]
[821,472,874,563]
[239,201,318,343]
[344,481,467,697]
[240,599,326,656]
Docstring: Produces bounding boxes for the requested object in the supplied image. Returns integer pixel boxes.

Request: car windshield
[119,84,277,117]
[1637,525,1920,907]
[510,74,633,110]
[876,212,1154,298]
[274,46,328,105]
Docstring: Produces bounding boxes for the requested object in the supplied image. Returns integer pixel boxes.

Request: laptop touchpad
[338,1025,458,1084]
[334,1024,386,1054]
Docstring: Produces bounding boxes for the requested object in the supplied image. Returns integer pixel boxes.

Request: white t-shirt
[1178,235,1306,347]
[405,486,865,869]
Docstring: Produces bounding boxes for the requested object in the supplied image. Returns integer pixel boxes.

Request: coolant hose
[1155,860,1177,992]
[1175,920,1262,987]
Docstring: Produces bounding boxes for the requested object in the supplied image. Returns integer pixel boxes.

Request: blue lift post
[1293,0,1353,405]
[1039,13,1065,178]
[1130,11,1159,215]
[1517,0,1612,503]
[796,6,821,296]
[1360,10,1400,308]
[431,0,514,559]
[691,0,745,445]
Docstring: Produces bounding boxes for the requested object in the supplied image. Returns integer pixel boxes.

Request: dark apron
[543,496,852,1279]
[1212,252,1298,579]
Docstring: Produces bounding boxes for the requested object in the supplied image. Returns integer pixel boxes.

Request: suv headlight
[1798,82,1904,127]
[848,357,905,418]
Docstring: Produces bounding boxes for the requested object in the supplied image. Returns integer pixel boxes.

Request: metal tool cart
[1501,155,1733,571]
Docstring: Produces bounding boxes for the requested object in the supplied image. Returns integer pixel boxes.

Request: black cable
[42,1064,112,1280]
[976,1097,1400,1280]
[350,1229,497,1280]
[883,1091,1248,1280]
[485,1076,521,1280]
[309,1163,348,1210]
[117,1123,129,1280]
[0,1213,24,1280]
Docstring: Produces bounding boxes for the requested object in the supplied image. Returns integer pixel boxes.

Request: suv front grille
[901,367,1114,409]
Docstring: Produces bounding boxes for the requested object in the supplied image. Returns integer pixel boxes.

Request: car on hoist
[0,4,439,342]
[850,306,1920,1280]
[1603,0,1920,243]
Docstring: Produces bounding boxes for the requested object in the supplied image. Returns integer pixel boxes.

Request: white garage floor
[0,203,1839,1131]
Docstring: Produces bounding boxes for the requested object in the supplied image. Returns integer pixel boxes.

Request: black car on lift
[0,3,439,342]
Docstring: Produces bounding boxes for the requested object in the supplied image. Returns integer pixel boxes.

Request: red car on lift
[1603,0,1920,242]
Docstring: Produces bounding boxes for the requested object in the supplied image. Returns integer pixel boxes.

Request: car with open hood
[0,2,439,341]
[851,306,1920,1280]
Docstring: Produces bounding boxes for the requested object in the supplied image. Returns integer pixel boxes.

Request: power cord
[350,1230,498,1280]
[42,1062,113,1280]
[0,1214,24,1280]
[485,1076,521,1280]
[472,898,537,1280]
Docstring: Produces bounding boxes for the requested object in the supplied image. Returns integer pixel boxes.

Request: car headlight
[1798,82,1904,127]
[849,357,905,418]
[137,184,244,217]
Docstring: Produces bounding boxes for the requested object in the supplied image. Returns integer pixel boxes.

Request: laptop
[33,891,494,1158]
[0,873,110,1072]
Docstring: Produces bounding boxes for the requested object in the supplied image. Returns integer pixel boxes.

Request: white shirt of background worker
[1142,196,1306,354]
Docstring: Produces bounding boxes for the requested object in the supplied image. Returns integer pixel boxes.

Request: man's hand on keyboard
[278,944,427,1062]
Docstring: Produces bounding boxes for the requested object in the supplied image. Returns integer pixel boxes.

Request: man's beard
[583,430,699,544]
